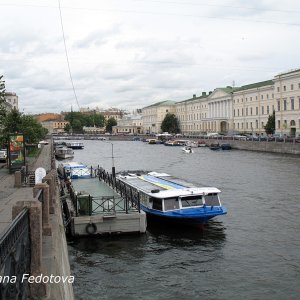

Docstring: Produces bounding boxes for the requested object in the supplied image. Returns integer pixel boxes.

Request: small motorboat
[182,146,194,153]
[209,143,220,150]
[221,143,232,150]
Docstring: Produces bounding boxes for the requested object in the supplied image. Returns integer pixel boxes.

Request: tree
[64,123,71,133]
[72,119,83,133]
[264,110,275,135]
[0,108,47,146]
[106,117,117,133]
[0,75,5,102]
[161,113,180,134]
[64,111,105,130]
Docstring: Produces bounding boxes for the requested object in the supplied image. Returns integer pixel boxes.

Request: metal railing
[0,208,31,300]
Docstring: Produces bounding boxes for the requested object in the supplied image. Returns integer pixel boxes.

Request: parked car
[0,149,7,162]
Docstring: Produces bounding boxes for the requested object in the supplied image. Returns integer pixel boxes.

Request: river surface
[66,140,300,300]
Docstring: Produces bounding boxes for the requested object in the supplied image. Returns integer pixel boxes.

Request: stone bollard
[14,171,22,188]
[33,183,52,236]
[12,201,49,299]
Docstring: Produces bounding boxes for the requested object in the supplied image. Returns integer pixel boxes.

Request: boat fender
[151,189,160,193]
[86,223,97,235]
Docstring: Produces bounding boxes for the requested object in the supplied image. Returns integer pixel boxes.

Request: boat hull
[140,204,227,225]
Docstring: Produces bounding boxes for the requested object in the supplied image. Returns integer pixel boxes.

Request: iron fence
[0,208,31,300]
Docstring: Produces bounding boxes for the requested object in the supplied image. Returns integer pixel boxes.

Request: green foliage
[106,117,117,133]
[264,111,275,134]
[64,111,105,133]
[0,108,47,146]
[161,113,180,134]
[64,123,71,133]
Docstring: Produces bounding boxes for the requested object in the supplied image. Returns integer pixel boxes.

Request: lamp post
[111,143,115,178]
[102,141,116,178]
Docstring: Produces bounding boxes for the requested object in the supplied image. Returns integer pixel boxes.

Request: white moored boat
[55,146,74,159]
[65,142,84,149]
[117,171,227,226]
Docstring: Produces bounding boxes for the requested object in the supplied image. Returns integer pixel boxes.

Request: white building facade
[141,69,300,137]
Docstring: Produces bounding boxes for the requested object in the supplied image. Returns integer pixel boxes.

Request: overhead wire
[58,0,80,110]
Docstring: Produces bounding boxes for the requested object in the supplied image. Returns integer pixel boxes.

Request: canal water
[67,140,300,300]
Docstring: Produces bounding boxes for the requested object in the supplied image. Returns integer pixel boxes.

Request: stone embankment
[0,144,74,300]
[208,139,300,155]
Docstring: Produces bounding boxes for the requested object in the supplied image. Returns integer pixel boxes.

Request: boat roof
[60,162,88,168]
[117,171,221,198]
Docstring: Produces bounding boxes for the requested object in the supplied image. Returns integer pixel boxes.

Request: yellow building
[142,101,176,134]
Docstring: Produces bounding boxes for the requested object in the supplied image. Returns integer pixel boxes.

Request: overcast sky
[1,0,300,114]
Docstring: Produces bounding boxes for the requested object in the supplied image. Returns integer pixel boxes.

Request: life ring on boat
[86,223,97,235]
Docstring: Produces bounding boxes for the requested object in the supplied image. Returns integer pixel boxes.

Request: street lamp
[102,141,116,177]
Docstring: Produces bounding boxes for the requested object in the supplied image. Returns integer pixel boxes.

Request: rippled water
[67,140,300,300]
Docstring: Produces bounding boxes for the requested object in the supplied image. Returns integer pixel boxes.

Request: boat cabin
[118,172,222,212]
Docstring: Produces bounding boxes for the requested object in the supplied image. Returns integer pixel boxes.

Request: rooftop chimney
[202,92,206,96]
[193,94,196,98]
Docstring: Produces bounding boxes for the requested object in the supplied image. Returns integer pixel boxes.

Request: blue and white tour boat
[58,162,90,179]
[117,171,227,225]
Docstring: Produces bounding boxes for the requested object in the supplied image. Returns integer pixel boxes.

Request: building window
[283,86,286,91]
[278,120,280,129]
[291,84,294,90]
[291,98,294,110]
[246,108,248,116]
[250,107,253,115]
[283,99,287,111]
[267,105,269,114]
[262,106,264,114]
[277,101,280,111]
[234,109,235,117]
[242,108,244,116]
[261,95,263,100]
[261,121,264,128]
[256,107,258,115]
[237,109,239,117]
[277,87,280,92]
[250,97,252,101]
[256,120,258,128]
[267,94,269,99]
[246,122,248,129]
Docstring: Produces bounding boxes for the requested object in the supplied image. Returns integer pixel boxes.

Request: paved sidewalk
[0,144,52,233]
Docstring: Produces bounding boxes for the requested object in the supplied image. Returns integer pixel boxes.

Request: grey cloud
[74,26,121,49]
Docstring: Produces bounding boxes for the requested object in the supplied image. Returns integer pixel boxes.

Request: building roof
[275,68,300,77]
[143,100,176,109]
[176,94,208,104]
[234,80,273,92]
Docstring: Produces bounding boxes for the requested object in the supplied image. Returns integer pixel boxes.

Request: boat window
[180,195,202,207]
[204,193,220,206]
[152,198,162,211]
[164,197,179,210]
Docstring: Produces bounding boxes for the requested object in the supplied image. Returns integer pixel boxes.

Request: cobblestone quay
[0,144,74,300]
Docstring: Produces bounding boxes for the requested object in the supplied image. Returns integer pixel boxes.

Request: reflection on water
[67,141,300,300]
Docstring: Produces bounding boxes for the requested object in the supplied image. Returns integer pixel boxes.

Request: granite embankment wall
[110,135,300,155]
[13,145,74,300]
[208,139,300,155]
